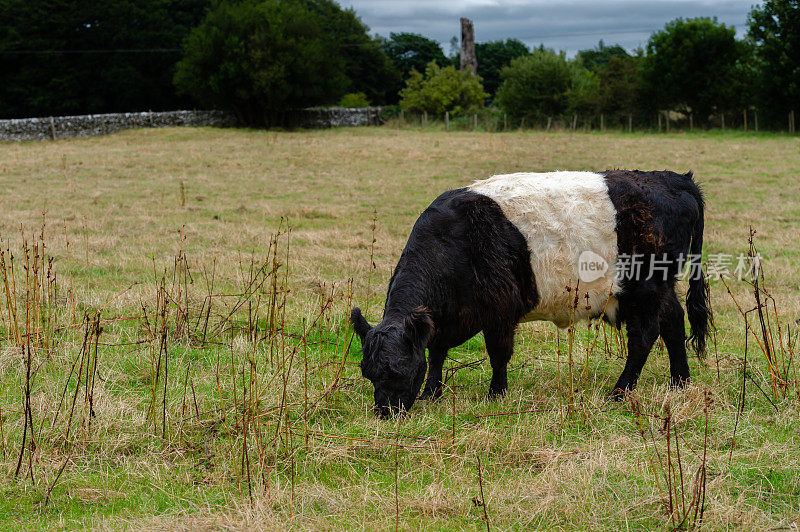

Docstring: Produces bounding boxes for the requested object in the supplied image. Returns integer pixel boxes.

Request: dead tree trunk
[460,18,477,76]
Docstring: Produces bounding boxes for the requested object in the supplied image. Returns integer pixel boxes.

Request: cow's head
[350,306,432,418]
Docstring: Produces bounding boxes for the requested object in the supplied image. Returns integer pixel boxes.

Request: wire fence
[380,108,799,134]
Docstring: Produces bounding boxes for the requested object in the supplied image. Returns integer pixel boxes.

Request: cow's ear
[350,307,372,341]
[405,306,433,349]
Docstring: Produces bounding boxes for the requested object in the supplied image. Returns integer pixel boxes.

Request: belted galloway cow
[351,170,710,417]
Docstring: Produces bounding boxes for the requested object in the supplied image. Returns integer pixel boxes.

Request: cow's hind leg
[611,299,660,399]
[484,326,516,399]
[660,289,691,387]
[420,347,448,400]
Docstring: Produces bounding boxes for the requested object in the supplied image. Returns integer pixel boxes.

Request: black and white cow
[351,170,709,417]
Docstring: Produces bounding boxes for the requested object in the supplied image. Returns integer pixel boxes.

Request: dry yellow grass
[0,126,798,530]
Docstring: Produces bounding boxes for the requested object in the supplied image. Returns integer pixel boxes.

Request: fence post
[503,113,507,131]
[743,109,747,132]
[571,114,577,131]
[628,113,632,133]
[519,117,525,131]
[546,116,552,132]
[754,110,758,132]
[445,111,449,132]
[689,113,693,131]
[49,116,56,140]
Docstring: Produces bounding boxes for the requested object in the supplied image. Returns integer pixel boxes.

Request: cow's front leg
[485,326,516,399]
[419,347,448,400]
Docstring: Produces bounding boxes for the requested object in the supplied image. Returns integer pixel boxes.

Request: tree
[747,0,800,117]
[382,32,448,78]
[567,62,600,116]
[298,0,399,105]
[576,41,630,72]
[475,39,530,97]
[341,36,401,105]
[495,49,596,119]
[596,55,640,119]
[399,62,487,115]
[0,0,209,118]
[175,0,393,125]
[380,33,449,103]
[639,17,745,122]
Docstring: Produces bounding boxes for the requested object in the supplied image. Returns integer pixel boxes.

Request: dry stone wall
[0,107,382,141]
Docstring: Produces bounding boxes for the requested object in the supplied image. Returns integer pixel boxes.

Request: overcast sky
[342,0,758,56]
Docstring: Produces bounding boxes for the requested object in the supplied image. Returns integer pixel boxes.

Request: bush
[398,62,488,116]
[339,92,370,108]
[495,49,597,119]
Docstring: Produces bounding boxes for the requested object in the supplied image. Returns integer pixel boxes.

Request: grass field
[0,126,799,530]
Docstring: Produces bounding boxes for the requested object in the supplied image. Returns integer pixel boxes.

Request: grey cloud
[343,0,756,55]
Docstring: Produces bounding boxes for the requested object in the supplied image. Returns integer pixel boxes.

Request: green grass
[0,126,798,530]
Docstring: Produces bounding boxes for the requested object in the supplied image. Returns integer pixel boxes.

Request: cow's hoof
[609,387,629,402]
[486,389,506,401]
[419,386,442,401]
[670,376,690,389]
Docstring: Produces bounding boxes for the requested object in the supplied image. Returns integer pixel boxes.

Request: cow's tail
[686,178,710,356]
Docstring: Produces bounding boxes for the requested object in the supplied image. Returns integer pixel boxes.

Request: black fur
[351,171,710,416]
[351,189,537,416]
[602,170,710,396]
